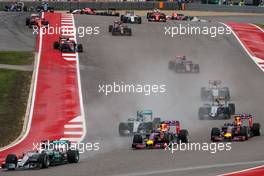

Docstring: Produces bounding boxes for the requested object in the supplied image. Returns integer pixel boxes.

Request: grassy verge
[0,70,32,147]
[0,51,33,147]
[0,51,34,65]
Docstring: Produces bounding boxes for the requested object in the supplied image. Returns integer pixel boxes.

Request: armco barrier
[0,1,264,13]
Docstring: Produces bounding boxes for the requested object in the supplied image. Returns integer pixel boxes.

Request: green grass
[255,23,264,29]
[0,69,32,147]
[0,51,34,65]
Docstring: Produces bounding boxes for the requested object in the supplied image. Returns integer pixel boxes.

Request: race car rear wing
[162,120,181,134]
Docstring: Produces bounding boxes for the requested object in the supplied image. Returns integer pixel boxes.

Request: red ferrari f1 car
[147,9,166,22]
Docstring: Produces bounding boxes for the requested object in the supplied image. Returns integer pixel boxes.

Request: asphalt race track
[0,12,35,51]
[1,14,264,176]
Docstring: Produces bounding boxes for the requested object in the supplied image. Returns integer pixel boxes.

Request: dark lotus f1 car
[211,114,261,142]
[132,121,189,149]
[1,140,79,170]
[53,36,83,53]
[147,9,166,22]
[168,55,199,73]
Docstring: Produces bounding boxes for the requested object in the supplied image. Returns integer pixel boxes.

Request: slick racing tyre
[228,103,235,115]
[108,25,113,32]
[77,44,83,52]
[178,129,189,143]
[252,123,261,136]
[119,122,129,136]
[120,15,124,22]
[53,42,60,49]
[211,127,220,141]
[193,64,199,73]
[26,18,30,26]
[5,154,18,170]
[67,150,80,163]
[133,134,143,144]
[163,133,171,144]
[201,87,211,101]
[153,117,161,129]
[241,126,249,140]
[219,87,230,101]
[38,153,49,169]
[137,17,142,24]
[199,107,209,120]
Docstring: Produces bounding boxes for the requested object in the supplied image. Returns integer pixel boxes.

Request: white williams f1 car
[120,11,142,24]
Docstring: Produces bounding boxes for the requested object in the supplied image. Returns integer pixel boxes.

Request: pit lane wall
[0,2,264,13]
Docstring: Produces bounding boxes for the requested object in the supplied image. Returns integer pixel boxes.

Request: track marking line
[61,22,73,25]
[62,53,77,57]
[61,19,73,22]
[71,14,87,143]
[61,33,75,36]
[250,23,264,33]
[60,138,81,142]
[220,165,264,176]
[64,124,83,128]
[64,131,83,135]
[114,160,264,176]
[69,116,82,122]
[63,57,77,61]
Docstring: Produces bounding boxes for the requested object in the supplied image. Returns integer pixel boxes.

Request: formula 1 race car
[120,11,142,24]
[147,9,166,22]
[1,140,79,170]
[211,114,261,142]
[99,8,120,16]
[132,121,189,149]
[167,13,189,20]
[199,97,235,120]
[109,21,132,36]
[53,36,83,53]
[168,56,199,73]
[35,3,54,13]
[69,9,83,14]
[4,2,27,12]
[118,110,161,136]
[201,80,230,101]
[166,13,209,22]
[81,8,97,15]
[26,14,49,28]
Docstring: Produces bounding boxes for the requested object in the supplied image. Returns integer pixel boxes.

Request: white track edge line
[220,22,264,72]
[219,164,264,176]
[71,13,87,143]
